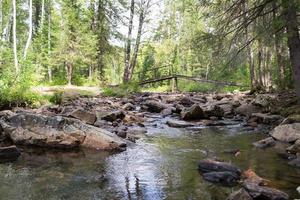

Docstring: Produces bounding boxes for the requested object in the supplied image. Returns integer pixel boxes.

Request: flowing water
[0,117,300,200]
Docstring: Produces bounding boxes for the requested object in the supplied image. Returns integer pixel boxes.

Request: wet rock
[69,108,96,124]
[204,105,224,119]
[198,159,241,175]
[227,189,253,200]
[97,110,125,122]
[162,107,175,117]
[0,145,21,162]
[253,137,276,149]
[143,100,167,113]
[122,103,135,111]
[271,123,300,143]
[219,104,234,117]
[166,120,194,128]
[0,110,15,120]
[288,157,300,168]
[251,113,283,125]
[1,113,126,150]
[181,104,205,120]
[236,104,261,117]
[242,169,266,186]
[202,171,240,186]
[179,96,195,107]
[243,182,289,200]
[286,139,300,153]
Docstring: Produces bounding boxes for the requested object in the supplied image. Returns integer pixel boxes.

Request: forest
[0,0,299,200]
[0,0,299,105]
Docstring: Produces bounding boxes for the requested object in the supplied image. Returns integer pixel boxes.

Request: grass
[102,82,140,97]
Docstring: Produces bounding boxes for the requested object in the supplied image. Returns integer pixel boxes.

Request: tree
[123,0,135,83]
[24,0,33,58]
[12,0,18,73]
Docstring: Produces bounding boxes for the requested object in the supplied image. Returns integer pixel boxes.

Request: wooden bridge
[135,66,244,92]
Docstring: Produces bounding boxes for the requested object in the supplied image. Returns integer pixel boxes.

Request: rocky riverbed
[0,91,300,199]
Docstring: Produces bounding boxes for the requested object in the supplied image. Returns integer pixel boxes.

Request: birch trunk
[123,0,135,83]
[12,0,19,73]
[24,0,33,58]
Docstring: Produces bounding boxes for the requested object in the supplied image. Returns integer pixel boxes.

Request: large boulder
[251,113,283,125]
[166,119,194,128]
[204,105,225,119]
[202,171,240,186]
[69,108,96,124]
[143,100,167,113]
[0,113,126,150]
[198,159,241,186]
[0,145,21,163]
[198,159,241,175]
[181,104,205,120]
[227,189,253,200]
[253,137,276,149]
[235,104,261,117]
[271,123,300,143]
[96,110,125,122]
[243,182,289,200]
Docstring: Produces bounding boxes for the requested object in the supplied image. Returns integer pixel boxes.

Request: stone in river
[227,188,253,200]
[181,104,205,120]
[166,120,194,128]
[253,137,276,149]
[202,171,240,186]
[271,123,300,143]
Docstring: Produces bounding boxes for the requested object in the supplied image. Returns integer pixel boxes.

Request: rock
[280,114,300,125]
[143,100,167,113]
[1,113,126,150]
[297,186,300,195]
[69,108,96,124]
[288,157,300,168]
[181,104,205,120]
[166,120,194,128]
[202,171,240,186]
[0,110,15,120]
[236,104,261,117]
[179,96,195,106]
[219,104,234,117]
[251,113,283,125]
[122,103,135,111]
[227,189,253,200]
[97,110,125,122]
[286,139,300,153]
[204,105,224,119]
[243,182,289,200]
[162,107,175,117]
[0,146,21,162]
[242,169,266,186]
[271,123,300,143]
[253,137,276,149]
[253,94,275,107]
[198,159,241,175]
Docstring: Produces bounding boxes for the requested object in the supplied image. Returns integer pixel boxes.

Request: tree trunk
[24,0,33,58]
[128,11,144,80]
[283,0,300,103]
[65,62,73,85]
[0,0,2,37]
[273,1,285,89]
[12,0,18,73]
[47,0,52,82]
[257,40,263,88]
[242,0,256,89]
[123,0,135,83]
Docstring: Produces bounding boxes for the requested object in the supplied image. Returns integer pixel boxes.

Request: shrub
[102,82,140,97]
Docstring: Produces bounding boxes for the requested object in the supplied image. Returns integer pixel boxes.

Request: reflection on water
[0,124,300,200]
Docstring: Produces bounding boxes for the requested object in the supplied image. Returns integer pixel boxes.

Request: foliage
[102,82,140,97]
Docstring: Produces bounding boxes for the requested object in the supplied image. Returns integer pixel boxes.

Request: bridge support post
[172,77,178,92]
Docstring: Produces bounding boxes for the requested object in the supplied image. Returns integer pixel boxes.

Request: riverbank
[0,90,300,199]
